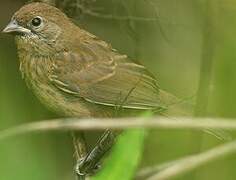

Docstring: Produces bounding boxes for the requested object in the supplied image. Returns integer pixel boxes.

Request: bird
[2,2,188,118]
[2,2,190,176]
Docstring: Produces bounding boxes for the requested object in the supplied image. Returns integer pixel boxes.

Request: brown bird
[3,2,186,117]
[2,2,190,176]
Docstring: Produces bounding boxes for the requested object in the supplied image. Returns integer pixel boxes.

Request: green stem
[192,1,219,179]
[195,0,218,116]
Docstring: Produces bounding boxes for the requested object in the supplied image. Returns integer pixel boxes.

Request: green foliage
[92,111,151,180]
[92,128,147,180]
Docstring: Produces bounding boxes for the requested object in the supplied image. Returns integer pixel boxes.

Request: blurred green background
[1,0,236,179]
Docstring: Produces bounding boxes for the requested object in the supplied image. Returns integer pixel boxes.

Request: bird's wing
[51,38,164,110]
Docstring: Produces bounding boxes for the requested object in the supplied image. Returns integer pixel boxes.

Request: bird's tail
[158,90,231,141]
[158,89,193,116]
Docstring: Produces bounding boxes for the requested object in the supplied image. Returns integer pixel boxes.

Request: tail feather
[158,90,231,141]
[159,90,193,116]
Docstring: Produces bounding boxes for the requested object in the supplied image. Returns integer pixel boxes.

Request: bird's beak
[2,19,31,34]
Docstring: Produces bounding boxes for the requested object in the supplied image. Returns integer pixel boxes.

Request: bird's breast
[17,50,92,117]
[19,51,60,108]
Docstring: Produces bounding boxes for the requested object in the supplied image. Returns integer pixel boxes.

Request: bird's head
[2,2,75,53]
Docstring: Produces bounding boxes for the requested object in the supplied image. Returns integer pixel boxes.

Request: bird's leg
[76,129,116,176]
[71,131,88,180]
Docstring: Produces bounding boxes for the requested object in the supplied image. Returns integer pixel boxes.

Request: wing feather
[51,37,164,110]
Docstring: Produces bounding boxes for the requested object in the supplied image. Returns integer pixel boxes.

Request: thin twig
[77,4,157,21]
[76,3,180,26]
[136,159,183,179]
[0,117,236,140]
[146,139,236,180]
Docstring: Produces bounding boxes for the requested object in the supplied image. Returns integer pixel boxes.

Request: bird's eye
[31,17,42,27]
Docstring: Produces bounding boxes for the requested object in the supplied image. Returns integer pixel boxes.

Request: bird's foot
[75,130,116,176]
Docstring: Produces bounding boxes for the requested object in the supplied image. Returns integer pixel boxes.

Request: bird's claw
[75,157,101,176]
